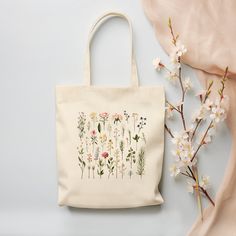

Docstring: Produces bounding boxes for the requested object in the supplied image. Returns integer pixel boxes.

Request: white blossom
[152,57,163,71]
[169,164,180,177]
[192,105,208,121]
[183,77,193,91]
[166,70,178,83]
[165,103,174,119]
[203,98,213,111]
[187,180,194,194]
[175,40,187,57]
[199,175,210,190]
[210,100,226,123]
[171,132,196,168]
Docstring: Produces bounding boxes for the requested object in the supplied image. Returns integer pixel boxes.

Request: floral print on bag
[76,111,147,180]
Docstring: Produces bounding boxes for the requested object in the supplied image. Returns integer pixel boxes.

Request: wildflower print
[101,151,109,166]
[137,117,147,133]
[132,113,138,132]
[119,162,126,179]
[85,137,89,152]
[126,137,129,146]
[107,123,112,137]
[136,148,145,179]
[113,113,123,125]
[92,165,95,178]
[124,110,130,123]
[107,157,115,178]
[99,133,107,151]
[76,111,148,180]
[94,147,100,161]
[97,158,105,179]
[107,139,114,156]
[77,112,86,141]
[128,170,133,179]
[99,112,109,130]
[90,130,98,152]
[77,146,85,179]
[121,125,125,138]
[119,140,124,160]
[141,132,146,144]
[101,151,109,159]
[87,154,93,178]
[114,149,120,178]
[90,112,97,128]
[133,134,140,151]
[128,130,132,145]
[87,121,91,131]
[126,147,136,169]
[113,128,120,148]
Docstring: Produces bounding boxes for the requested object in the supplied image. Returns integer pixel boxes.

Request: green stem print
[113,128,120,148]
[77,112,86,141]
[107,157,115,178]
[87,121,91,132]
[94,147,100,161]
[107,123,112,137]
[126,147,136,170]
[107,139,114,156]
[121,126,125,138]
[137,117,147,133]
[97,158,105,179]
[141,132,147,144]
[99,133,107,152]
[120,140,124,160]
[128,130,131,145]
[114,149,120,178]
[87,154,93,178]
[133,134,140,151]
[132,113,138,132]
[90,130,98,153]
[99,112,109,130]
[85,137,89,152]
[77,146,86,179]
[136,148,145,178]
[119,162,126,179]
[90,112,97,128]
[128,170,133,179]
[92,165,95,178]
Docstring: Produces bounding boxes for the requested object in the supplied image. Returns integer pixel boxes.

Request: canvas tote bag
[56,12,165,208]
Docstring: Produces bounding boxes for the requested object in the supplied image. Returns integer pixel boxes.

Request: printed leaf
[98,123,101,133]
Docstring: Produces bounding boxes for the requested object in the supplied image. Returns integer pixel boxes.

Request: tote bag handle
[84,12,139,87]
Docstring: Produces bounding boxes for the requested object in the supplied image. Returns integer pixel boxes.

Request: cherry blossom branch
[165,124,174,138]
[191,121,214,162]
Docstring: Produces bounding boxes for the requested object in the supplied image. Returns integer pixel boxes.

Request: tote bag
[56,12,165,208]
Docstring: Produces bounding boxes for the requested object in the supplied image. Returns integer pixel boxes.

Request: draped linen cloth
[142,0,236,235]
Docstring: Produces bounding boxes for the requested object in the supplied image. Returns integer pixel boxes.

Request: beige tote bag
[56,12,165,208]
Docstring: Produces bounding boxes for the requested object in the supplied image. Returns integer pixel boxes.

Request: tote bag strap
[84,12,139,88]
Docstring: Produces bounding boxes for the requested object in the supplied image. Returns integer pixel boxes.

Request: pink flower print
[99,112,109,130]
[91,130,96,137]
[87,154,93,162]
[99,112,109,119]
[90,130,97,152]
[101,151,109,159]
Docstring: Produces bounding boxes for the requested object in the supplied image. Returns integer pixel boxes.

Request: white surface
[0,0,231,235]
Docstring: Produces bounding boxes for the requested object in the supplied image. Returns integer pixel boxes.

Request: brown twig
[165,124,174,138]
[191,121,213,162]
